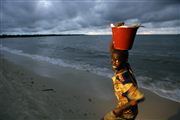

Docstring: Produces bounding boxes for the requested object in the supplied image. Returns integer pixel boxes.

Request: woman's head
[110,40,129,70]
[111,50,128,70]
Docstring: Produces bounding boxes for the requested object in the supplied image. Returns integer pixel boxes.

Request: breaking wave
[0,45,113,78]
[137,76,180,103]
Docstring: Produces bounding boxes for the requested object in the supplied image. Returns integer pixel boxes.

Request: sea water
[1,35,180,103]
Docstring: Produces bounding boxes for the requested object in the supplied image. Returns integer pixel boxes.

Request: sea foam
[0,45,112,78]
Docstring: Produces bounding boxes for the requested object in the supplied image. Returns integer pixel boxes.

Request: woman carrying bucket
[102,22,144,120]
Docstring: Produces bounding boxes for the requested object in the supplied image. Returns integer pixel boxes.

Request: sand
[0,56,180,120]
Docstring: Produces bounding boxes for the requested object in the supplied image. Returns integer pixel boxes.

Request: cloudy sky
[1,0,180,35]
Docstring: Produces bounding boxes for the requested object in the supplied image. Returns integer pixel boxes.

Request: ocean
[0,35,180,103]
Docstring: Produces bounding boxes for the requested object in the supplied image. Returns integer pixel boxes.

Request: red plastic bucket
[112,27,139,50]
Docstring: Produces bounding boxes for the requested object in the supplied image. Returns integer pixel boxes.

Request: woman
[102,41,144,120]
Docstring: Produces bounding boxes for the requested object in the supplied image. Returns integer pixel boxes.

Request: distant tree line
[0,34,85,38]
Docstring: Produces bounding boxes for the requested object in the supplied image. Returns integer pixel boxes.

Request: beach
[1,0,180,119]
[1,55,180,120]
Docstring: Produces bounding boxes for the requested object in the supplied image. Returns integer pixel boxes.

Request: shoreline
[1,46,179,104]
[1,56,180,120]
[140,86,180,104]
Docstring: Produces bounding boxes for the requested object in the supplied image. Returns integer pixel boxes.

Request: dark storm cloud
[96,0,179,24]
[1,0,180,34]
